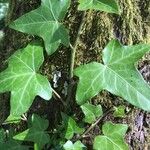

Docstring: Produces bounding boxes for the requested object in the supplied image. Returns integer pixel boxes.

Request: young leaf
[62,113,84,140]
[9,0,70,55]
[113,105,126,118]
[0,45,52,117]
[74,40,150,111]
[78,0,120,14]
[93,122,129,150]
[13,114,50,149]
[81,103,103,124]
[63,140,85,150]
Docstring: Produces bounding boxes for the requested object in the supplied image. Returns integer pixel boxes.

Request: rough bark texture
[0,0,150,149]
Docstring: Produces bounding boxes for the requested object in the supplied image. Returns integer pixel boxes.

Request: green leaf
[63,140,85,150]
[9,0,70,55]
[78,0,120,14]
[62,114,84,140]
[13,114,50,149]
[81,103,103,124]
[74,40,150,111]
[0,140,29,150]
[0,45,52,117]
[113,106,126,118]
[0,128,29,150]
[93,122,129,150]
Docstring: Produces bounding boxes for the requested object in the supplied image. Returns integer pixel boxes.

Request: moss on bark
[0,0,150,149]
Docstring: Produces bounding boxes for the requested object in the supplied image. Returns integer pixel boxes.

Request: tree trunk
[0,0,150,149]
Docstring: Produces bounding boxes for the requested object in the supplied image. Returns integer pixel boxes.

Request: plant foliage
[62,113,84,140]
[78,0,120,14]
[9,0,70,55]
[74,40,150,111]
[93,122,129,150]
[0,0,149,149]
[13,114,50,149]
[0,45,52,117]
[63,140,85,150]
[81,103,103,124]
[0,129,28,150]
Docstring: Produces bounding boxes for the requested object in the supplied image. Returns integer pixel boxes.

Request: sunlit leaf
[81,103,103,124]
[63,140,85,150]
[74,40,150,111]
[113,105,126,118]
[0,45,52,117]
[78,0,120,14]
[93,122,129,150]
[9,0,70,55]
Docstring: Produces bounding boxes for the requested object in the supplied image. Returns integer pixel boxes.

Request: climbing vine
[0,0,150,149]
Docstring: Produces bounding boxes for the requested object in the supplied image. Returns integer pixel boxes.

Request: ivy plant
[0,0,149,149]
[63,140,86,150]
[0,45,52,117]
[81,103,103,124]
[0,128,29,150]
[13,114,50,149]
[93,122,129,150]
[74,40,150,111]
[9,0,70,55]
[62,113,84,140]
[78,0,120,14]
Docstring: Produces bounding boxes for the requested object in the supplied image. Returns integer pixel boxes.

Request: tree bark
[0,0,150,149]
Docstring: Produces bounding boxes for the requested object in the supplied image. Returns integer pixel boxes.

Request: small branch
[77,108,114,139]
[52,88,67,107]
[69,12,86,79]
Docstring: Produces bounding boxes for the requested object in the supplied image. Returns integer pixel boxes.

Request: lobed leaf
[74,40,150,111]
[93,122,129,150]
[62,113,84,140]
[13,114,50,149]
[81,103,103,124]
[113,105,126,118]
[9,0,71,55]
[0,45,52,117]
[63,140,85,150]
[78,0,120,14]
[0,128,28,150]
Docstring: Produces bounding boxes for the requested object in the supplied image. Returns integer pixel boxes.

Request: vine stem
[52,88,67,107]
[77,108,114,139]
[69,12,86,79]
[6,0,16,24]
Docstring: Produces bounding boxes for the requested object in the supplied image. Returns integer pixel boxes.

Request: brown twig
[52,88,67,107]
[69,12,86,79]
[77,108,114,139]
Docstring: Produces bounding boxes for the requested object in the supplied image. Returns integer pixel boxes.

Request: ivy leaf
[63,140,86,150]
[93,122,129,150]
[78,0,120,14]
[0,140,29,150]
[0,128,28,150]
[9,0,70,55]
[0,45,52,117]
[81,103,103,124]
[62,113,84,140]
[113,105,126,118]
[74,40,150,111]
[13,114,50,149]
